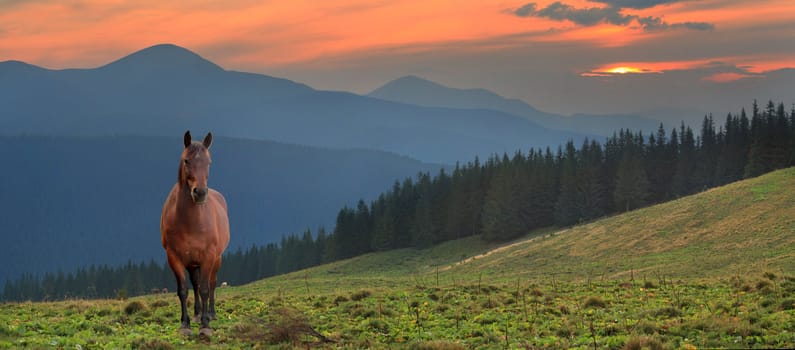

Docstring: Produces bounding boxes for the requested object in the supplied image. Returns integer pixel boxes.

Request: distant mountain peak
[374,75,454,92]
[0,60,46,73]
[368,75,545,116]
[392,75,440,84]
[99,43,223,73]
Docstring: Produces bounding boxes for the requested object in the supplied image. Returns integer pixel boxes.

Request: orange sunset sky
[1,0,794,119]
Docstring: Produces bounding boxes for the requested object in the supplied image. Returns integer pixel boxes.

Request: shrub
[92,324,114,335]
[481,298,499,309]
[345,302,377,318]
[130,338,173,350]
[760,297,776,308]
[623,336,664,350]
[779,298,795,311]
[350,289,372,301]
[756,279,773,292]
[781,280,795,293]
[584,296,607,309]
[333,295,349,304]
[634,319,659,335]
[367,319,388,333]
[124,301,147,315]
[441,292,457,302]
[688,315,763,337]
[653,306,682,318]
[149,300,169,309]
[555,319,579,338]
[234,308,332,345]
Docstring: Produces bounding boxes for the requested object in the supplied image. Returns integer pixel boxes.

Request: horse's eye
[183,159,189,165]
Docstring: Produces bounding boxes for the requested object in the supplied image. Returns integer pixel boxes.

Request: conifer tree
[482,167,523,241]
[411,172,435,248]
[672,124,696,196]
[371,196,395,251]
[554,140,583,226]
[693,115,717,190]
[614,132,649,211]
[581,139,607,220]
[353,200,373,255]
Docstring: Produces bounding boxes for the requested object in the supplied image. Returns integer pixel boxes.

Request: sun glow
[581,63,670,77]
[607,66,640,74]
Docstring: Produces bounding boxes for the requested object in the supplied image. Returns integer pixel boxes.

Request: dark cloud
[515,1,633,26]
[536,2,635,26]
[637,16,713,31]
[589,0,684,9]
[514,3,537,17]
[514,2,713,31]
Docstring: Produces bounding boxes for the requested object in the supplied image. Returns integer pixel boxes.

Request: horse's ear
[203,132,213,149]
[183,131,192,148]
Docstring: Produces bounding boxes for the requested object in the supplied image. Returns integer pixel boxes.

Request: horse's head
[180,130,213,204]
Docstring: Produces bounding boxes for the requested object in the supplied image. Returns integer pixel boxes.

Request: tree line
[3,100,794,301]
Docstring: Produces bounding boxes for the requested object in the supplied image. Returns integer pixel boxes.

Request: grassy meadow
[2,168,795,349]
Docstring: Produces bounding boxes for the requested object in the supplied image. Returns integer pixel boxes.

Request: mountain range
[368,75,662,137]
[1,44,594,164]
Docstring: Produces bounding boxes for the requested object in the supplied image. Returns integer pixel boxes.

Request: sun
[607,66,642,74]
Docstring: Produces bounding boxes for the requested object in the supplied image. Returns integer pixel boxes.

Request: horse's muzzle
[192,187,209,204]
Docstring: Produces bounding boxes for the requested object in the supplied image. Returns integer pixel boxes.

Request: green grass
[3,168,795,349]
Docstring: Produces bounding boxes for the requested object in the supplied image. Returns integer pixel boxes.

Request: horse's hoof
[178,326,192,336]
[199,327,213,337]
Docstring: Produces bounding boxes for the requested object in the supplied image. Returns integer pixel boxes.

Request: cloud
[637,16,714,31]
[514,1,713,32]
[536,2,635,26]
[589,0,684,9]
[514,1,632,26]
[514,3,537,17]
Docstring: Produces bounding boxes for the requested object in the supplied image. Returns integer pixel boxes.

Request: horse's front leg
[198,267,213,337]
[188,267,201,323]
[208,256,222,320]
[167,256,192,335]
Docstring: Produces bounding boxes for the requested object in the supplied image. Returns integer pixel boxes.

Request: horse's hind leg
[167,254,192,335]
[188,267,201,323]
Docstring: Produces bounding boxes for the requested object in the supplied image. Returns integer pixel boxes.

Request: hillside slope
[258,167,795,293]
[446,166,795,281]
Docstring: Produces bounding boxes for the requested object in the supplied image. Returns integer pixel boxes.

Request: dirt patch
[440,230,569,272]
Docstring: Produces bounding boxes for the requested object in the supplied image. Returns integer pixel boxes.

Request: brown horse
[161,131,230,336]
